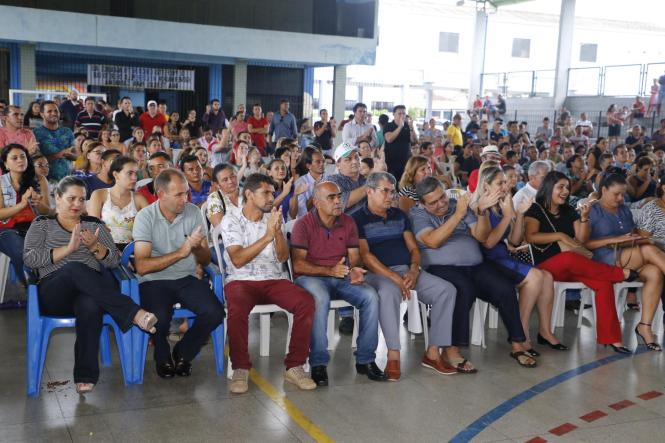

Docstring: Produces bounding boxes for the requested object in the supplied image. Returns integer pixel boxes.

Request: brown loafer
[421,354,457,375]
[385,359,401,381]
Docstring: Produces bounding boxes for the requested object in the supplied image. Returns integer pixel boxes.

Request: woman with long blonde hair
[473,164,565,354]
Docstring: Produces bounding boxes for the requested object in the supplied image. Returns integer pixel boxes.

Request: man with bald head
[291,181,384,385]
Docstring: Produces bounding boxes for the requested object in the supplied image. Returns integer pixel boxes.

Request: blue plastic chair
[121,242,225,384]
[25,266,136,396]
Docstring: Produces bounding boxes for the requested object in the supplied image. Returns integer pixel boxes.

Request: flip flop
[449,358,478,374]
[510,351,537,368]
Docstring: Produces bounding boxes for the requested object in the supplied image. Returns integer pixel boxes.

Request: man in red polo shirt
[290,181,384,386]
[139,100,167,138]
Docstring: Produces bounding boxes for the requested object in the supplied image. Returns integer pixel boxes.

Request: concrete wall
[0,5,376,67]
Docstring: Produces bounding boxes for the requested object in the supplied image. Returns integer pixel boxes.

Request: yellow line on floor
[249,368,335,443]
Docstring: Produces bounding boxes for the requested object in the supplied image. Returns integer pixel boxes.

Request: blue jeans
[295,276,379,367]
[0,229,26,284]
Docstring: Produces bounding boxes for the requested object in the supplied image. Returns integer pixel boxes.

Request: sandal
[136,312,158,334]
[635,322,662,352]
[75,383,95,394]
[510,351,537,368]
[452,358,478,374]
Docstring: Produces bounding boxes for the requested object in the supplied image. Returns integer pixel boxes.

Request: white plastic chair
[614,281,663,336]
[470,300,489,348]
[327,300,359,350]
[553,282,593,333]
[0,253,10,304]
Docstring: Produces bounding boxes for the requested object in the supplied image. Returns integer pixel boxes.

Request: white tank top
[101,190,137,245]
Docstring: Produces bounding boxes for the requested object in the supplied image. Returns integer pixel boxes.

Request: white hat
[333,142,357,162]
[481,145,500,157]
[147,100,157,107]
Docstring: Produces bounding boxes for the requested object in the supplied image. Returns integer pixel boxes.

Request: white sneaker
[284,366,317,390]
[229,369,249,394]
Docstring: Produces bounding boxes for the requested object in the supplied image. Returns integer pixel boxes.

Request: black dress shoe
[156,359,175,378]
[172,348,192,377]
[339,317,354,335]
[355,362,386,381]
[537,333,569,351]
[311,365,329,386]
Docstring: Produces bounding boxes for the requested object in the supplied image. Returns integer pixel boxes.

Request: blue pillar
[209,64,222,104]
[303,66,314,119]
[9,43,20,105]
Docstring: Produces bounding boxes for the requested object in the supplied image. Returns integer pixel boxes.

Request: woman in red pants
[524,171,635,353]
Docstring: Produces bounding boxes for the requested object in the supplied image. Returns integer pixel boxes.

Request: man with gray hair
[512,160,551,210]
[353,172,458,381]
[411,176,534,370]
[132,169,225,379]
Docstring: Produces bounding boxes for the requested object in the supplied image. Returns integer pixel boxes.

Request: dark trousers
[139,276,225,363]
[225,279,315,370]
[38,262,140,384]
[427,261,526,346]
[0,228,26,284]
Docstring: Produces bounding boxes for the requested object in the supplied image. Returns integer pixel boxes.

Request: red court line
[608,399,636,411]
[637,390,663,401]
[548,422,577,436]
[579,410,607,423]
[524,390,661,442]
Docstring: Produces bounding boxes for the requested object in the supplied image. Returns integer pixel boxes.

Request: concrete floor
[1,281,664,443]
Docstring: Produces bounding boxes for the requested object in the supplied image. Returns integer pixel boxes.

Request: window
[372,101,394,111]
[511,38,530,58]
[580,43,598,63]
[439,32,459,53]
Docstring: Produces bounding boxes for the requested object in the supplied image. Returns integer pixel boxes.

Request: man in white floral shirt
[221,173,316,394]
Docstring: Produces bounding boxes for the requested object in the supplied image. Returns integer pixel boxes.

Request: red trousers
[225,279,315,370]
[538,252,625,345]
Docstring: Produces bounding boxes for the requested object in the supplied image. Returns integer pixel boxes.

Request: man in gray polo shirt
[133,169,225,379]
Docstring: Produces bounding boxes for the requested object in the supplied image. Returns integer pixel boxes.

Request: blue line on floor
[449,348,649,443]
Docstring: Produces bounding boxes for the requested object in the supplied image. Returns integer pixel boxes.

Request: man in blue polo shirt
[353,172,457,381]
[291,181,384,385]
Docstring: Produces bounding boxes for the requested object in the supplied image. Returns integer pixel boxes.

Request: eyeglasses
[35,163,50,168]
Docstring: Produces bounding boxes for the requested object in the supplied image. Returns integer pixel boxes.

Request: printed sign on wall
[87,64,195,91]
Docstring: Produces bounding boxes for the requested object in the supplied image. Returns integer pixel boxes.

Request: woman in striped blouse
[23,176,158,394]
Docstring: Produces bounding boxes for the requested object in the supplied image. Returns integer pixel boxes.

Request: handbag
[507,242,535,265]
[532,203,594,260]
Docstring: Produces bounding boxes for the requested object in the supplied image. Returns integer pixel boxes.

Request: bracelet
[580,218,589,223]
[477,208,487,216]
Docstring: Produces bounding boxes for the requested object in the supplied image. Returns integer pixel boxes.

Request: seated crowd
[1,96,665,395]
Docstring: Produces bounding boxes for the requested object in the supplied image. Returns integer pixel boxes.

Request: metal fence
[481,70,556,98]
[429,109,662,141]
[483,62,665,99]
[568,62,665,97]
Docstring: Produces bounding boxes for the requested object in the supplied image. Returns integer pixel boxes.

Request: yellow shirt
[447,124,463,146]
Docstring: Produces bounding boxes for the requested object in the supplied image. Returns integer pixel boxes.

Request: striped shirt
[399,186,419,202]
[75,110,107,139]
[23,215,119,279]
